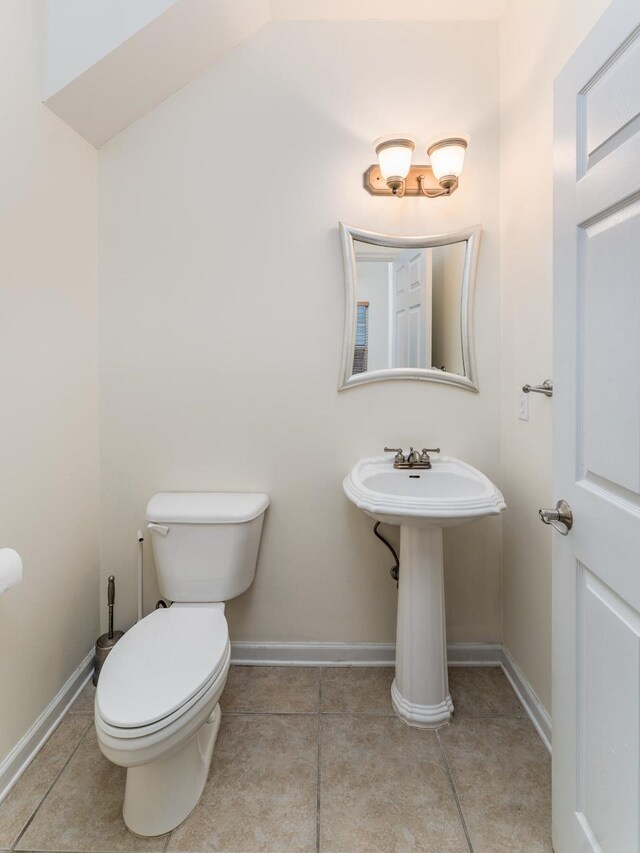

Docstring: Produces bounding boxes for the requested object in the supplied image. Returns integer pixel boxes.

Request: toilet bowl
[94,492,269,837]
[95,603,230,835]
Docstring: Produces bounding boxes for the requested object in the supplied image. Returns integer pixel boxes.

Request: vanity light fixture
[374,137,416,197]
[364,135,468,198]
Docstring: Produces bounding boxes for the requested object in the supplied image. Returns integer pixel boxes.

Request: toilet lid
[96,605,228,729]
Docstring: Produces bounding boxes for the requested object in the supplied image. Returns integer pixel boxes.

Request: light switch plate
[518,391,529,421]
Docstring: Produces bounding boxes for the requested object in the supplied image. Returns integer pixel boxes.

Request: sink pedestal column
[391,524,453,727]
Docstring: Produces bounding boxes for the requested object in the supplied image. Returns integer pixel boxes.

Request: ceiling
[270,0,511,21]
[44,0,510,148]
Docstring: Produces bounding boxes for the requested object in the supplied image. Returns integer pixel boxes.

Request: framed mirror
[338,222,481,392]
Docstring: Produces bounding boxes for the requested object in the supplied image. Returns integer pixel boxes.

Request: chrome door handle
[523,379,553,397]
[539,500,573,535]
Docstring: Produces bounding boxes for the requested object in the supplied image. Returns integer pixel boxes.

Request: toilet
[94,491,269,837]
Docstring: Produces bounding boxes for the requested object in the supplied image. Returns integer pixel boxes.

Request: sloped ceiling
[43,0,508,148]
[43,0,271,147]
[271,0,510,20]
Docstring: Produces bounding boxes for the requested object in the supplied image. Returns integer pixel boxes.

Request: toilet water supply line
[137,530,144,622]
[143,524,171,611]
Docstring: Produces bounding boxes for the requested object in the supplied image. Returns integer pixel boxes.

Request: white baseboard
[231,641,396,666]
[0,648,94,806]
[230,640,503,667]
[231,640,551,751]
[445,643,503,665]
[501,645,551,752]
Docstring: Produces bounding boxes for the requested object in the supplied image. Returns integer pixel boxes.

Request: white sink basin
[344,453,505,729]
[343,455,505,527]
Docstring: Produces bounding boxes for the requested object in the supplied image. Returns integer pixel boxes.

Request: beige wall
[0,2,99,759]
[99,20,502,645]
[499,0,613,714]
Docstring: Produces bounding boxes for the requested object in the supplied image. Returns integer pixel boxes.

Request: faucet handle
[384,447,405,463]
[420,448,441,463]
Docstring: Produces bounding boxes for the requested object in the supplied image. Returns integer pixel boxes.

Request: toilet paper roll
[0,549,23,595]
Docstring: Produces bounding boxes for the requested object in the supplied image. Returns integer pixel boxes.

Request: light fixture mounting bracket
[363,164,457,197]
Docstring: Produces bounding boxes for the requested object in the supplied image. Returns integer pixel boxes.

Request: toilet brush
[93,575,124,685]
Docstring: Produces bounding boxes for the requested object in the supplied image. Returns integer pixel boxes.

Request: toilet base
[123,703,221,837]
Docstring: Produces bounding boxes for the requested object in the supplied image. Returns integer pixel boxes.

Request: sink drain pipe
[373,522,399,585]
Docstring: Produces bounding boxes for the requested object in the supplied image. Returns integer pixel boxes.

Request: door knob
[539,499,573,535]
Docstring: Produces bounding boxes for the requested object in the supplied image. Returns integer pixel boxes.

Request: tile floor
[0,666,551,853]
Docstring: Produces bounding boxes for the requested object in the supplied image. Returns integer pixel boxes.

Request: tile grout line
[224,710,526,718]
[436,728,475,853]
[10,717,94,852]
[7,849,170,853]
[320,710,395,717]
[222,710,320,717]
[316,668,323,853]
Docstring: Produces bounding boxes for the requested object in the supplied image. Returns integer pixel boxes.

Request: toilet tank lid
[146,492,269,524]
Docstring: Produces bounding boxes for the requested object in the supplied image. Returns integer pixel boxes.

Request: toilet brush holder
[93,630,124,685]
[93,575,124,685]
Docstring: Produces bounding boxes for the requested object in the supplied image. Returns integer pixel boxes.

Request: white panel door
[553,2,640,851]
[391,249,432,368]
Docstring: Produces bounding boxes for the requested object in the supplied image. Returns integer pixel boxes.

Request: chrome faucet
[384,447,440,469]
[407,447,421,465]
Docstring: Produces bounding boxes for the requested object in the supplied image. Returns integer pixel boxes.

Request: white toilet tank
[146,492,269,602]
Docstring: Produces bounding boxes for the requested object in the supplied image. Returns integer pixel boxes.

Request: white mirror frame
[338,222,482,392]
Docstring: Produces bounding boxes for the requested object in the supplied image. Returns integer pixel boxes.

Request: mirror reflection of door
[391,249,431,369]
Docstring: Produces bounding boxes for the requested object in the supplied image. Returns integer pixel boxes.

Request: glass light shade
[375,137,415,181]
[427,138,467,181]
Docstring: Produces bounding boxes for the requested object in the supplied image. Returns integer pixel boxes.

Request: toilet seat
[96,603,228,737]
[95,647,229,769]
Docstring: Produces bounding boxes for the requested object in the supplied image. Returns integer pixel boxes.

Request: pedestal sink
[344,455,505,728]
